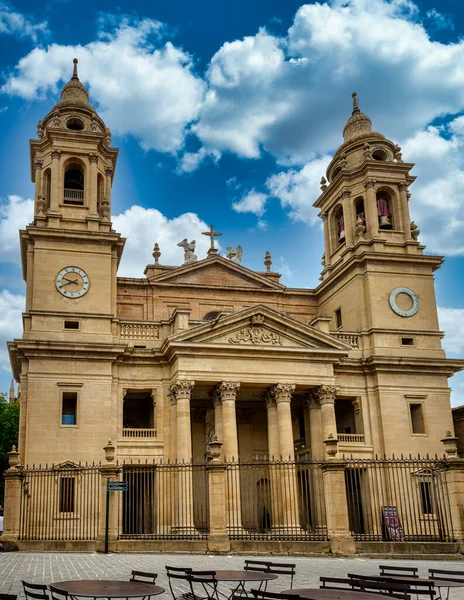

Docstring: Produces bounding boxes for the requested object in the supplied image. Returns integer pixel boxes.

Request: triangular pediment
[165,304,351,352]
[149,256,284,290]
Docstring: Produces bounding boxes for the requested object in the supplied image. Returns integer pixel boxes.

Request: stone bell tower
[20,58,125,337]
[314,93,459,455]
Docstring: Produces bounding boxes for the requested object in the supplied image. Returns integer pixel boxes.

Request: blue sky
[1,0,464,405]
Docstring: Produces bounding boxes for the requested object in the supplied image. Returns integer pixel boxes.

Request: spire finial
[352,92,360,114]
[72,58,79,79]
[9,379,15,402]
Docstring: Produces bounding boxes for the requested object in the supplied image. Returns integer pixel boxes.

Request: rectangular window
[335,308,342,329]
[59,477,75,513]
[410,403,425,434]
[401,337,414,346]
[64,320,80,330]
[419,481,433,514]
[62,392,77,425]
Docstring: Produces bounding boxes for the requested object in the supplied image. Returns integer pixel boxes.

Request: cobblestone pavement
[1,553,463,599]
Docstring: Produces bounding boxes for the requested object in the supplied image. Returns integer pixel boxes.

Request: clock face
[56,266,89,298]
[389,287,419,317]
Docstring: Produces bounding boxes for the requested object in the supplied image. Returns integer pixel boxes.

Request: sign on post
[107,481,128,492]
[382,506,405,541]
[105,479,128,553]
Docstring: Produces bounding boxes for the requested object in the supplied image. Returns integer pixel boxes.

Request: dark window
[66,118,84,131]
[64,320,79,330]
[401,337,414,346]
[335,308,342,329]
[372,149,388,161]
[62,392,77,425]
[419,481,433,514]
[64,165,84,205]
[410,403,425,434]
[59,477,75,512]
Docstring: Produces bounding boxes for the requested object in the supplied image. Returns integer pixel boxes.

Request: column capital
[51,148,61,161]
[34,160,43,171]
[398,182,408,192]
[214,381,240,402]
[169,379,194,400]
[340,188,351,200]
[89,152,98,164]
[318,384,338,405]
[321,211,328,222]
[271,383,296,403]
[105,166,114,177]
[304,389,321,410]
[364,178,376,189]
[264,391,276,409]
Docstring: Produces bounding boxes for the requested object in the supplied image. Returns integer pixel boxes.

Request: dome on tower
[54,58,93,111]
[342,92,374,143]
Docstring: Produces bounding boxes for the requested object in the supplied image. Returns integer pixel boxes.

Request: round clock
[389,287,419,317]
[56,266,89,298]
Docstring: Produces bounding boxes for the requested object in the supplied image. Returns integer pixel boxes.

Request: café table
[51,580,165,600]
[282,588,393,600]
[214,570,278,599]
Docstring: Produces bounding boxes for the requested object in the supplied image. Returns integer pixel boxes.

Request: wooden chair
[380,565,419,578]
[166,567,195,600]
[129,571,158,584]
[188,571,219,600]
[320,576,410,599]
[22,582,49,600]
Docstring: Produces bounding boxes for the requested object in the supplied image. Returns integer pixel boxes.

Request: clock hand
[62,278,79,286]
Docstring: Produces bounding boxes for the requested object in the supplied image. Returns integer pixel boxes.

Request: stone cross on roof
[202,224,222,256]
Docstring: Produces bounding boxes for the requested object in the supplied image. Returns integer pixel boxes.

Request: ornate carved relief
[318,384,338,405]
[169,379,194,400]
[213,381,241,402]
[304,389,321,410]
[270,383,296,403]
[228,327,282,345]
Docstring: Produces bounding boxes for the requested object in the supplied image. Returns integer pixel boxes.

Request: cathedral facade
[5,62,464,554]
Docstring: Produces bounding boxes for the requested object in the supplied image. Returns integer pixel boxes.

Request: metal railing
[118,462,209,539]
[338,433,365,443]
[63,188,84,204]
[119,322,159,340]
[225,458,327,540]
[122,428,157,438]
[345,456,454,542]
[19,463,100,541]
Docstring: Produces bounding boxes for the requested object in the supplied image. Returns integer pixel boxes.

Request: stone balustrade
[122,428,157,438]
[332,331,359,348]
[338,433,365,443]
[119,322,159,340]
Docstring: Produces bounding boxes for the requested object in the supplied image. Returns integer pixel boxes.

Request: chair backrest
[429,569,464,583]
[130,571,158,584]
[348,574,435,598]
[188,571,219,600]
[165,566,193,600]
[249,590,300,600]
[380,565,419,578]
[320,577,410,599]
[244,561,271,573]
[265,563,296,590]
[22,582,49,600]
[49,586,69,600]
[0,594,18,600]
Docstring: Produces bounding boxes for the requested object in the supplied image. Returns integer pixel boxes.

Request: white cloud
[3,17,205,154]
[112,205,213,276]
[0,289,24,373]
[0,195,34,264]
[0,4,47,42]
[438,308,464,356]
[232,190,268,217]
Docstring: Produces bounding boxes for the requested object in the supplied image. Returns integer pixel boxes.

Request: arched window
[64,163,84,205]
[43,168,51,210]
[377,192,393,229]
[355,197,365,223]
[372,148,388,161]
[97,173,104,211]
[334,206,345,244]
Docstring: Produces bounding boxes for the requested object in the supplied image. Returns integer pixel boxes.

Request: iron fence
[226,458,328,540]
[344,457,454,542]
[118,461,209,540]
[19,463,100,541]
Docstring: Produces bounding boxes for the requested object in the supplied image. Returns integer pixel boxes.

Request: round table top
[52,580,165,598]
[214,570,279,582]
[282,589,392,600]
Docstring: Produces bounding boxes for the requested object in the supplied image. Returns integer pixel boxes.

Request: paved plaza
[0,553,463,599]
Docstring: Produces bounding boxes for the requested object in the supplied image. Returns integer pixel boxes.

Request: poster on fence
[382,506,405,541]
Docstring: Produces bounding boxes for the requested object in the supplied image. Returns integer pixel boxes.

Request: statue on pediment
[177,238,197,264]
[226,245,243,264]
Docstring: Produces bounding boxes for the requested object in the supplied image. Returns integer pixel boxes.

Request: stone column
[48,149,61,213]
[270,383,300,532]
[97,443,120,552]
[211,390,223,459]
[105,166,113,211]
[399,183,411,240]
[207,437,230,553]
[170,379,195,532]
[2,447,22,543]
[265,393,283,532]
[321,212,331,266]
[34,160,45,217]
[215,382,242,532]
[318,385,338,442]
[341,190,354,246]
[322,456,356,555]
[88,153,98,215]
[265,394,279,460]
[441,433,464,548]
[364,179,379,239]
[306,392,323,459]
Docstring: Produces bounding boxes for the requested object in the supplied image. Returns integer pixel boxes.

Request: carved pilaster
[364,179,375,190]
[89,153,98,164]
